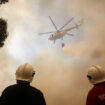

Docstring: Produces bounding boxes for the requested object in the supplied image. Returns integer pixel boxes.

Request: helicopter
[39,16,82,43]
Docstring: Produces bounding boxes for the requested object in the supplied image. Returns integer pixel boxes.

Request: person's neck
[94,81,105,86]
[17,80,30,85]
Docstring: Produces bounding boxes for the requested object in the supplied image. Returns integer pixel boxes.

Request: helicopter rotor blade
[39,32,54,35]
[66,33,74,36]
[49,16,58,31]
[60,17,74,30]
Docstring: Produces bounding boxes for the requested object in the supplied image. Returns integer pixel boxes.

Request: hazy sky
[0,0,105,105]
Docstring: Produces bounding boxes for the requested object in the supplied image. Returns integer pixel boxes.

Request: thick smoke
[33,50,92,105]
[0,0,105,105]
[62,0,105,59]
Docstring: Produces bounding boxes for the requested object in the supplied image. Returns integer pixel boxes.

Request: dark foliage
[0,18,8,47]
[0,0,8,4]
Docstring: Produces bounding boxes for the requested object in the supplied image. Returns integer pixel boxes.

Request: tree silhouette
[0,18,8,47]
[0,0,8,4]
[0,0,9,47]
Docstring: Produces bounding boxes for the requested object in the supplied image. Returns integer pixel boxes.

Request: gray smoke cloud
[0,0,105,105]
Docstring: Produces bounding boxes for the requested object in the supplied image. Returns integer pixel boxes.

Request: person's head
[87,65,105,85]
[16,63,35,84]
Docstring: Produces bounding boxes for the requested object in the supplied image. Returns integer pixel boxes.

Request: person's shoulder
[1,84,17,94]
[5,84,17,89]
[29,85,43,95]
[29,85,42,92]
[88,86,100,97]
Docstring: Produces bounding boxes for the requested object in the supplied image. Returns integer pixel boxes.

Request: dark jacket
[86,81,105,105]
[0,84,46,105]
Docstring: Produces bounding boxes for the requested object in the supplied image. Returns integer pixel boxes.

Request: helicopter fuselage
[48,30,67,40]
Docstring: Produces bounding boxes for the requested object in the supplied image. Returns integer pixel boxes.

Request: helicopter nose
[48,36,52,40]
[48,37,51,40]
